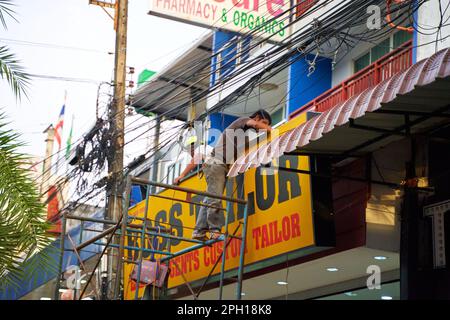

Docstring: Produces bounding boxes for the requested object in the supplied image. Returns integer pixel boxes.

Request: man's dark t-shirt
[211,117,255,164]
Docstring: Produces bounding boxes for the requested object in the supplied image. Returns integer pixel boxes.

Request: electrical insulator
[128,81,135,88]
[128,66,135,74]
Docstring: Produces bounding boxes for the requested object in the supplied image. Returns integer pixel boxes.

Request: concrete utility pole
[89,0,128,299]
[108,0,128,223]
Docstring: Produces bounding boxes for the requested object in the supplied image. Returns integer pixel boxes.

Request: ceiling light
[58,289,67,293]
[259,83,279,91]
[381,296,393,300]
[241,293,246,296]
[326,267,339,272]
[40,297,51,300]
[374,256,387,260]
[277,281,288,285]
[344,292,358,297]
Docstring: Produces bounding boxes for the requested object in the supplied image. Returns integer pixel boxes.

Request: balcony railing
[290,40,413,118]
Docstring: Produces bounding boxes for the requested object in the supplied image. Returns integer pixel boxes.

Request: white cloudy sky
[0,0,207,161]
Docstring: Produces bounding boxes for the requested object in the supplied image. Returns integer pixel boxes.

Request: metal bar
[124,259,138,264]
[270,165,400,188]
[96,242,172,256]
[373,109,450,118]
[128,222,171,233]
[285,151,365,158]
[163,227,173,300]
[171,259,198,300]
[236,204,249,300]
[131,177,247,204]
[89,0,116,9]
[80,228,104,233]
[125,227,205,244]
[134,183,151,300]
[149,193,226,211]
[160,237,225,263]
[219,201,232,300]
[343,104,450,157]
[54,211,67,301]
[79,214,123,300]
[66,215,116,225]
[349,119,406,136]
[67,233,89,301]
[195,225,241,299]
[75,225,116,252]
[114,176,132,299]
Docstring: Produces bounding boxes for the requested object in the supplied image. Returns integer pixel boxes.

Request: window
[393,30,413,49]
[271,106,286,127]
[354,52,370,73]
[165,162,178,185]
[354,31,412,73]
[370,38,390,62]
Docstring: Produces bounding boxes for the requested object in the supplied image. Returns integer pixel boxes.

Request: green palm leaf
[0,113,56,291]
[0,0,30,100]
[0,46,30,100]
[0,0,17,30]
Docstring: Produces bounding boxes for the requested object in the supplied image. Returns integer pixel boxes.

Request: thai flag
[54,105,65,150]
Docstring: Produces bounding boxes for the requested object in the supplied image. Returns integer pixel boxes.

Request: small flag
[54,105,65,150]
[65,116,74,160]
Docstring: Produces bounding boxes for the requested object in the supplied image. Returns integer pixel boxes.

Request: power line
[0,37,114,55]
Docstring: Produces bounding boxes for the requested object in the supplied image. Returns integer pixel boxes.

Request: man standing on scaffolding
[192,110,272,241]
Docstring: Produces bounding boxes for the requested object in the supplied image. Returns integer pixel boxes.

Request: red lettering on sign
[251,213,302,250]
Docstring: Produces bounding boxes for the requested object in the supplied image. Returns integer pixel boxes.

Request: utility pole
[89,0,128,299]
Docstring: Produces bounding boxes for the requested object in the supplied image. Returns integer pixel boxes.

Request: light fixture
[344,292,358,297]
[374,256,387,261]
[40,297,51,300]
[326,267,339,272]
[381,296,393,300]
[277,281,288,285]
[81,279,87,284]
[259,82,279,91]
[58,289,67,293]
[241,293,246,296]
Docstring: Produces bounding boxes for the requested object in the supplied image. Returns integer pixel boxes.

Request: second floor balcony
[290,40,413,118]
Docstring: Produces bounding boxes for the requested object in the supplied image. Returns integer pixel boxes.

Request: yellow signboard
[123,113,316,299]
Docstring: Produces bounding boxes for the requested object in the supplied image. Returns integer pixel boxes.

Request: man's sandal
[209,230,225,241]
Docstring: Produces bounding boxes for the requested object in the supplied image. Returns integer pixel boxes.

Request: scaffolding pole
[70,176,249,300]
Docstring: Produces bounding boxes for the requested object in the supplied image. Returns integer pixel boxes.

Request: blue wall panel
[287,54,332,115]
[208,112,239,146]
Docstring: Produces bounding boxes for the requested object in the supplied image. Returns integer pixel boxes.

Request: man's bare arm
[246,119,272,131]
[173,158,197,185]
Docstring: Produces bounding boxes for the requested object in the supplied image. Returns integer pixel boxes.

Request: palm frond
[0,112,54,292]
[0,46,30,100]
[0,0,17,30]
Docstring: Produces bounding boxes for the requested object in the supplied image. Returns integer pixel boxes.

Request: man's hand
[173,176,182,185]
[246,119,272,131]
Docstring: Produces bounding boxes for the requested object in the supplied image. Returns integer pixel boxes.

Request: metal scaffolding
[55,175,249,300]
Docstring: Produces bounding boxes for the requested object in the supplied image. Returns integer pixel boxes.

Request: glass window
[371,38,391,62]
[354,52,370,73]
[271,107,285,126]
[393,30,413,48]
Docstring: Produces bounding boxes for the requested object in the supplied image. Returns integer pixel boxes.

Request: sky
[0,0,208,161]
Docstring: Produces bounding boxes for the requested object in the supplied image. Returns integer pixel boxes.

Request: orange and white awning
[228,48,450,177]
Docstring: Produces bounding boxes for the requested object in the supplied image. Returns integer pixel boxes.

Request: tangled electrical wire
[42,0,448,229]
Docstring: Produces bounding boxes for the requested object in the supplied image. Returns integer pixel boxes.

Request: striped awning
[228,48,450,177]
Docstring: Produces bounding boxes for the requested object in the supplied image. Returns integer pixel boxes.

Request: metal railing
[57,176,249,301]
[290,40,413,117]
